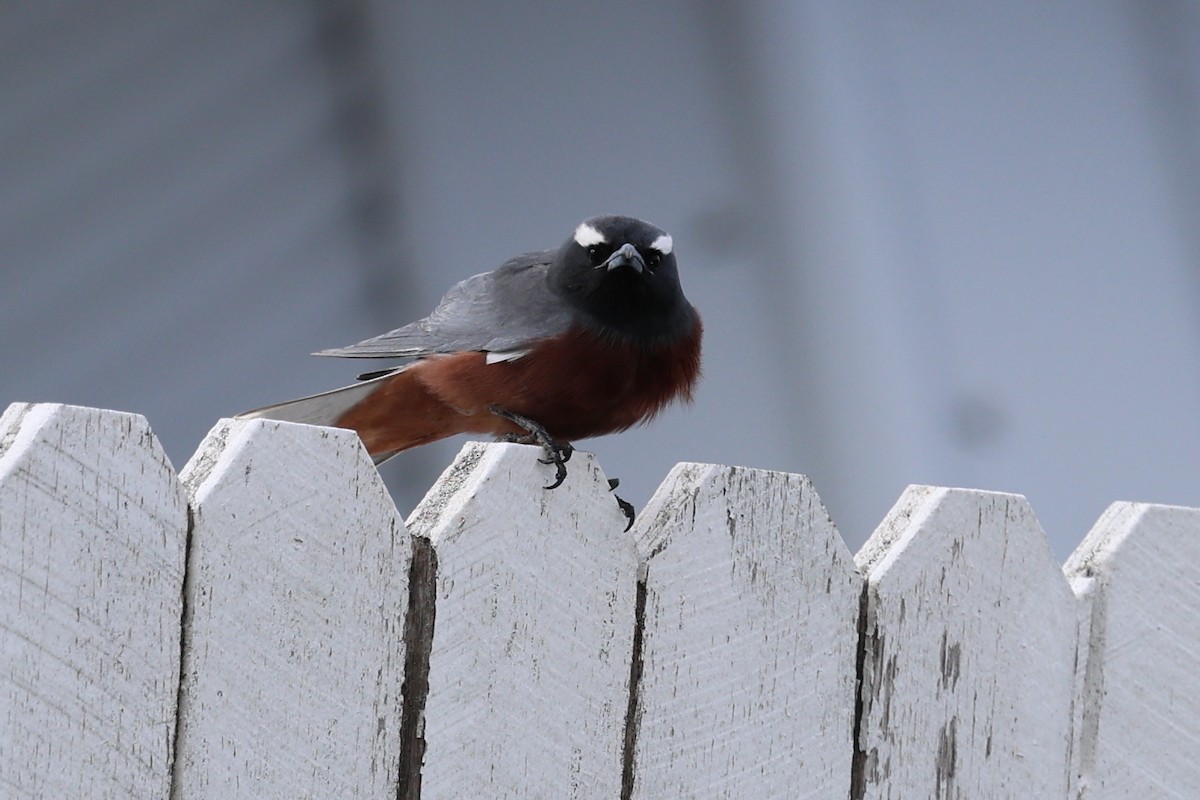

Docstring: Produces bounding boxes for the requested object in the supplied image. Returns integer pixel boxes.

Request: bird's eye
[587,245,606,264]
[645,250,662,269]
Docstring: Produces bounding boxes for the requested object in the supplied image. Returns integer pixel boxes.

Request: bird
[239,214,702,518]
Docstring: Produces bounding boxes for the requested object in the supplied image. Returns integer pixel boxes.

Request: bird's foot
[607,477,636,531]
[490,406,573,490]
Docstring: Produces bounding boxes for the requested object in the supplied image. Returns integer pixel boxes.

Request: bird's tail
[237,365,466,464]
[237,372,394,427]
[237,369,400,463]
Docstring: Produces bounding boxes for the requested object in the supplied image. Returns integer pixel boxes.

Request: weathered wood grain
[406,442,638,800]
[7,396,1199,798]
[0,403,188,799]
[1065,502,1200,799]
[854,486,1077,799]
[173,418,409,799]
[628,463,862,799]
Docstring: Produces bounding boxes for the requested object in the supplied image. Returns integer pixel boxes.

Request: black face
[549,215,695,342]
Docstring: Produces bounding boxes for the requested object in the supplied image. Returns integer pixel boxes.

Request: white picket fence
[1,402,1197,799]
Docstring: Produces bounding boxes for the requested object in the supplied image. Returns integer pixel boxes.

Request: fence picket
[0,403,187,799]
[172,418,409,799]
[405,442,638,799]
[1065,502,1200,798]
[4,401,1200,797]
[627,464,862,799]
[854,486,1078,799]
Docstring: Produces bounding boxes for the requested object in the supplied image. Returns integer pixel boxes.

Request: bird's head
[550,215,694,341]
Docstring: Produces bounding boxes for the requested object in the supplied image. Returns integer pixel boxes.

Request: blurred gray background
[4,1,1198,556]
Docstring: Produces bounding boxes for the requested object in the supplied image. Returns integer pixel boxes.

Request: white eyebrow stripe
[574,222,607,248]
[650,234,673,255]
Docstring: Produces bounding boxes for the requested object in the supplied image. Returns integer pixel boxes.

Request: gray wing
[315,251,574,359]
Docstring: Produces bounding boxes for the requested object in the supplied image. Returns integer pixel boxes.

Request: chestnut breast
[414,320,703,442]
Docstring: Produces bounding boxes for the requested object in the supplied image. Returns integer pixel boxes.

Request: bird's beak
[604,242,645,273]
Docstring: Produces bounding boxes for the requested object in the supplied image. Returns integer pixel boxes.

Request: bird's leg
[607,477,636,531]
[488,406,574,490]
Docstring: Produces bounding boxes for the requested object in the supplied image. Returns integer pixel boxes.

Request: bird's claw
[540,446,570,490]
[538,440,573,467]
[615,495,635,531]
[488,406,634,525]
[489,405,573,490]
[606,476,635,530]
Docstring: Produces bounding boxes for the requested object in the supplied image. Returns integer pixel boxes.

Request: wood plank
[0,402,187,799]
[174,418,408,799]
[1065,502,1200,798]
[854,486,1077,799]
[628,463,862,799]
[406,442,638,799]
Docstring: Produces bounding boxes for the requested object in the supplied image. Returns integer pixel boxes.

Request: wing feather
[315,252,574,359]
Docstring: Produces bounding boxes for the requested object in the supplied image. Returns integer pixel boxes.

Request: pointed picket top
[0,403,187,799]
[1065,501,1200,797]
[174,418,409,799]
[854,486,1077,800]
[628,463,862,799]
[407,441,638,800]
